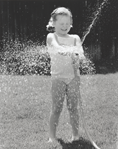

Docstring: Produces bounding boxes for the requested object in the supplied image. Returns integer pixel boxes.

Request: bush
[79,58,96,75]
[0,40,51,75]
[0,39,96,76]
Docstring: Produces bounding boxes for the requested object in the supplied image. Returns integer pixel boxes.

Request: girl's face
[53,15,72,36]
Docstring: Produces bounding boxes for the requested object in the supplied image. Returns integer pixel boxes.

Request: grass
[0,73,118,149]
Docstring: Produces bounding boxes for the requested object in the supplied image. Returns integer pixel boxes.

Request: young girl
[46,7,85,143]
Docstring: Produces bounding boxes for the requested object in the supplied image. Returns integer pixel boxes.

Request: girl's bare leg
[66,76,80,140]
[49,78,67,141]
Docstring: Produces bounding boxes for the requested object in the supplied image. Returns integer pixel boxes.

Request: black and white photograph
[0,0,118,149]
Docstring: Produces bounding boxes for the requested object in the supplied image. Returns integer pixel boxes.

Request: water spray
[75,1,109,149]
[79,0,109,76]
[81,0,109,44]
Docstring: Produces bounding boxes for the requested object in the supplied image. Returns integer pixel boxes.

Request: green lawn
[0,73,118,149]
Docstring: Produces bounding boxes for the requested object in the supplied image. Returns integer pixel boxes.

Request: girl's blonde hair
[46,7,73,32]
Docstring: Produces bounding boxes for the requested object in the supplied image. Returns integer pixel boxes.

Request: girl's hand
[79,54,86,64]
[79,53,86,60]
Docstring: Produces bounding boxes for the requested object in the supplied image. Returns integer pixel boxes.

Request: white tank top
[49,34,80,78]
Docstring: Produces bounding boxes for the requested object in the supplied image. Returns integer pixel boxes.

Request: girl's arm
[46,33,52,47]
[71,35,86,70]
[46,33,60,55]
[73,35,85,59]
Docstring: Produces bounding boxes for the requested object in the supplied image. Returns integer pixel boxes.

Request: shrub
[0,39,96,75]
[0,40,51,75]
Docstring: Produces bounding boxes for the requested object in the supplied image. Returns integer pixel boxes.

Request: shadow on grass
[57,137,96,149]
